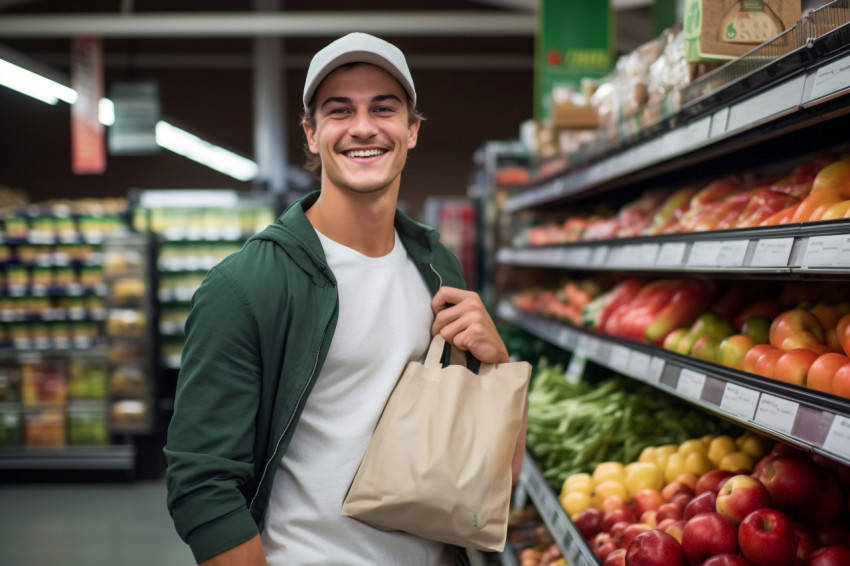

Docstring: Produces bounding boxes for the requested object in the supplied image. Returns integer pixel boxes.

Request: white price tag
[687,241,721,267]
[610,344,631,372]
[803,235,843,267]
[646,357,665,384]
[639,243,660,266]
[836,236,850,267]
[751,238,794,267]
[755,394,799,435]
[716,240,750,267]
[591,246,609,266]
[720,383,760,421]
[677,369,706,399]
[607,246,629,267]
[823,415,850,461]
[566,354,587,381]
[809,55,850,102]
[656,242,687,266]
[628,351,651,381]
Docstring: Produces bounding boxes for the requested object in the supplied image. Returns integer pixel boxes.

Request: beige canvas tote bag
[341,334,531,552]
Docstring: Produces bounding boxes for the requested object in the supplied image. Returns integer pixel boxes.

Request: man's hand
[431,287,509,364]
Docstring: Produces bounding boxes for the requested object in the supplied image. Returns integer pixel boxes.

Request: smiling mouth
[344,148,387,158]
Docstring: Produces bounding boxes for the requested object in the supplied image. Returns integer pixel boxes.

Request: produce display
[507,507,565,566]
[513,278,850,398]
[525,361,739,489]
[568,438,850,566]
[517,152,850,246]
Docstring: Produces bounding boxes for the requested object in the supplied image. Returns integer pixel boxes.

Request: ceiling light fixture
[0,57,77,104]
[155,121,259,182]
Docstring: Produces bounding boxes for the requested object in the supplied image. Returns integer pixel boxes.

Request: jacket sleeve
[163,265,263,563]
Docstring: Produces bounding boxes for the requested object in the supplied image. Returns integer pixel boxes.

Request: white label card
[809,55,850,102]
[677,369,706,399]
[646,357,665,384]
[751,238,794,267]
[836,236,850,267]
[755,394,799,435]
[591,246,609,266]
[823,415,850,461]
[720,383,760,421]
[566,354,587,382]
[716,240,750,267]
[628,351,651,381]
[687,241,721,267]
[803,235,843,268]
[639,243,660,265]
[656,242,687,266]
[610,344,631,372]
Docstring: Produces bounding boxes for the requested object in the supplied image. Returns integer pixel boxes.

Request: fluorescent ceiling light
[155,121,258,182]
[0,57,77,104]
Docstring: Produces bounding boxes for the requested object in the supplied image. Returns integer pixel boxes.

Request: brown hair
[300,63,425,179]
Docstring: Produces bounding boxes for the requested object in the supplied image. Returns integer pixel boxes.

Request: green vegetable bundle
[525,361,738,490]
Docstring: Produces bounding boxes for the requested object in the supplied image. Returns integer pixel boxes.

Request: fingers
[431,286,509,364]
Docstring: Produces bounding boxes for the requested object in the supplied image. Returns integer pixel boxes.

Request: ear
[407,119,421,150]
[302,120,319,154]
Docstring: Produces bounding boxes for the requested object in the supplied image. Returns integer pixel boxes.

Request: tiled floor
[0,479,195,566]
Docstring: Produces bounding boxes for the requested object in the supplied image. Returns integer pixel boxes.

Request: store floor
[0,479,195,566]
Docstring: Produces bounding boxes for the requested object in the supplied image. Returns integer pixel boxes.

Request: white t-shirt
[261,229,454,566]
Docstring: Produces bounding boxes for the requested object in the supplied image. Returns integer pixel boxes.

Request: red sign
[70,37,106,174]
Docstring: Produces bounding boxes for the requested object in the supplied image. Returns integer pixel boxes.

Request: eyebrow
[319,94,403,109]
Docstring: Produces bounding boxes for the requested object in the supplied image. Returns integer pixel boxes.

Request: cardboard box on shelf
[684,0,802,62]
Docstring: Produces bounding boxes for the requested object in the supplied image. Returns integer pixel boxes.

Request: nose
[348,110,378,139]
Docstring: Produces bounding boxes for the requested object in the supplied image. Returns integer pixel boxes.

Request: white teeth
[346,149,385,158]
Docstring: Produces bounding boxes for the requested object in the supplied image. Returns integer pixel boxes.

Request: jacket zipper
[429,263,443,291]
[248,318,331,514]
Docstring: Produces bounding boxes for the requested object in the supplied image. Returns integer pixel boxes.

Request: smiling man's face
[303,63,420,198]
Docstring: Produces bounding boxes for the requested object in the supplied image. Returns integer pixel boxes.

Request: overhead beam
[0,12,537,37]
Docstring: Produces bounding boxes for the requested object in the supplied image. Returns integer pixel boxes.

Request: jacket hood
[246,191,444,287]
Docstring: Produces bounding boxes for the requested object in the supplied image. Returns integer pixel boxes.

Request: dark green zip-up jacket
[164,192,470,564]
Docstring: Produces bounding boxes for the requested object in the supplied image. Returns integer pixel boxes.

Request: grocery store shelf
[497,301,850,467]
[504,47,850,213]
[497,220,850,277]
[0,444,135,470]
[516,453,598,566]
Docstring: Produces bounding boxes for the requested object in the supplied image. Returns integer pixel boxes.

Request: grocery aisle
[0,479,194,566]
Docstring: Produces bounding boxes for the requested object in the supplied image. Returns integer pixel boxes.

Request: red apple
[631,488,663,516]
[716,474,773,523]
[794,525,818,566]
[625,529,686,566]
[661,480,695,502]
[739,508,798,566]
[803,545,850,566]
[681,511,739,563]
[683,490,718,521]
[757,454,821,508]
[703,554,754,566]
[573,507,603,540]
[592,532,618,562]
[602,508,637,533]
[696,469,735,495]
[664,519,687,543]
[609,521,630,542]
[798,468,844,526]
[618,522,651,550]
[603,547,627,566]
[656,500,685,522]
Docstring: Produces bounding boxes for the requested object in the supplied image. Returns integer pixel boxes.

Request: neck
[305,187,398,257]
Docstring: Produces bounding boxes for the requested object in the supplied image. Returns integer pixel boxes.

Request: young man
[164,33,522,565]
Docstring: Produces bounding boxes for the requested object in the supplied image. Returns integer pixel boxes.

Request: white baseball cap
[302,32,416,109]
